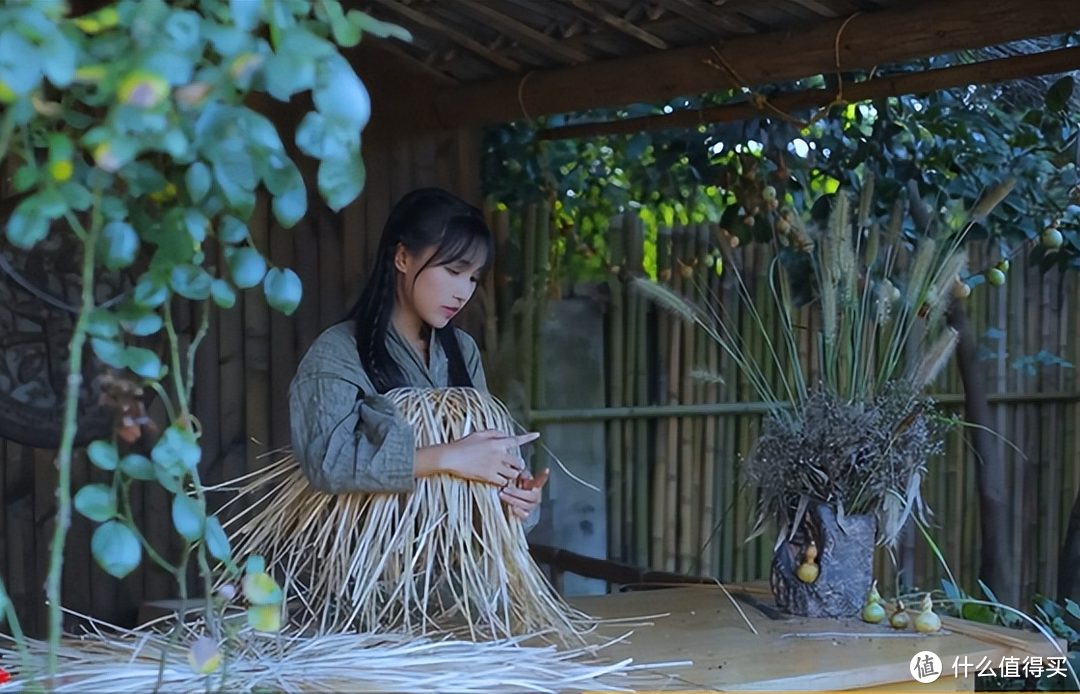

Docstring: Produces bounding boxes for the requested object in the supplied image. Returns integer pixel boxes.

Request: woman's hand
[416,429,540,486]
[500,467,549,520]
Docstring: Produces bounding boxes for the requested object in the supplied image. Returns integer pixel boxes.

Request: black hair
[345,187,494,393]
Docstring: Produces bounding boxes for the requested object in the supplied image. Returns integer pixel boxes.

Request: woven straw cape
[221,386,599,643]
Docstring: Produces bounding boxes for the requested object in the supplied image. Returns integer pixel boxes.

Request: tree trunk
[947,297,1017,605]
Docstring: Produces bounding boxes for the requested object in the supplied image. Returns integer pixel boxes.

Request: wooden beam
[533,46,1080,140]
[426,0,1080,129]
[561,0,669,50]
[369,0,521,73]
[454,0,591,65]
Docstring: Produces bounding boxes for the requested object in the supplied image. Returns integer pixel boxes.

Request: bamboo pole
[677,221,696,572]
[629,214,650,568]
[520,204,538,414]
[663,222,684,572]
[605,212,626,560]
[651,223,672,569]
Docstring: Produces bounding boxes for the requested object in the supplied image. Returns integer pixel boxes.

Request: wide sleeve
[288,330,416,495]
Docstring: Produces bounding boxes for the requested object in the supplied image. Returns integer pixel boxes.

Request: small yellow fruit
[796,561,819,583]
[862,601,886,624]
[796,541,819,583]
[48,160,73,183]
[987,268,1006,287]
[996,259,1011,272]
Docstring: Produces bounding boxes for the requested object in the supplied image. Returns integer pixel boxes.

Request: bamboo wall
[0,124,483,637]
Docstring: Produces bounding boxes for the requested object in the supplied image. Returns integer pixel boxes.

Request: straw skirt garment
[221,386,598,644]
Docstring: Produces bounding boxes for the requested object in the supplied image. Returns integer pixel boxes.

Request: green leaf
[6,198,50,250]
[186,162,212,203]
[265,48,316,101]
[170,264,213,300]
[211,279,237,309]
[90,338,127,370]
[172,494,205,542]
[1046,76,1074,114]
[100,221,139,269]
[88,440,119,471]
[41,25,76,87]
[60,182,94,211]
[164,10,202,52]
[263,267,303,315]
[119,454,156,481]
[13,165,37,192]
[210,143,257,212]
[125,346,163,379]
[152,425,202,473]
[226,246,267,289]
[295,112,329,158]
[133,274,170,309]
[218,216,249,244]
[324,1,361,47]
[0,30,43,94]
[245,555,265,575]
[87,308,120,339]
[118,305,163,336]
[313,54,370,130]
[91,521,142,579]
[204,516,232,563]
[347,10,412,42]
[318,153,365,212]
[184,209,208,244]
[266,156,306,228]
[74,484,117,522]
[230,0,263,32]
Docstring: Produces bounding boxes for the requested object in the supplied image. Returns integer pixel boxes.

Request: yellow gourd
[889,599,910,629]
[914,593,942,633]
[796,541,819,583]
[861,580,886,623]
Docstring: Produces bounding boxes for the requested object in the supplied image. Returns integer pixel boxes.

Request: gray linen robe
[289,320,539,532]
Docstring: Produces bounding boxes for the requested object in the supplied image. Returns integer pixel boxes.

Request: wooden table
[568,584,1067,691]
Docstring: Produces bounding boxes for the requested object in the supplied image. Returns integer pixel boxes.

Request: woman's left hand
[499,468,549,520]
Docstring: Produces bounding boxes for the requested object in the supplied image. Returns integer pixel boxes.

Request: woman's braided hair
[345,188,493,393]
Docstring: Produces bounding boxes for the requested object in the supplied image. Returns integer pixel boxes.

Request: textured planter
[770,502,876,618]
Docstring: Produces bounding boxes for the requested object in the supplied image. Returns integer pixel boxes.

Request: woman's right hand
[418,429,540,486]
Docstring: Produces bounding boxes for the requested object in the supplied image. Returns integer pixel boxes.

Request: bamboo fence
[496,201,1080,609]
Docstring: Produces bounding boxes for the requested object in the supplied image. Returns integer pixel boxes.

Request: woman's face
[395,244,485,331]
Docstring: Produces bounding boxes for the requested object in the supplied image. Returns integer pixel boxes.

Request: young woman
[288,187,547,527]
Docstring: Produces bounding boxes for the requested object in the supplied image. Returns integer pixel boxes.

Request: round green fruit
[1042,228,1064,249]
[987,268,1006,287]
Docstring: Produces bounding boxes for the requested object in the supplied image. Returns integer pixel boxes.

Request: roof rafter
[453,0,591,65]
[368,0,521,73]
[560,0,669,50]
